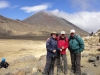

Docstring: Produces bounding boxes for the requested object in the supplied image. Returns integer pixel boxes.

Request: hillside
[23,11,89,36]
[0,11,89,37]
[0,15,35,36]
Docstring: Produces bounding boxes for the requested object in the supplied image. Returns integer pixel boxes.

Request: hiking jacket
[68,34,84,53]
[58,37,69,54]
[46,37,60,57]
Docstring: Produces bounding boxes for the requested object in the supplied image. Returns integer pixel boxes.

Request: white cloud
[10,5,19,9]
[50,9,100,32]
[0,1,10,9]
[20,4,50,13]
[70,0,99,11]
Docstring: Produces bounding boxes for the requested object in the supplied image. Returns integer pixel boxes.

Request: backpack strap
[69,34,80,44]
[68,36,71,42]
[75,34,81,46]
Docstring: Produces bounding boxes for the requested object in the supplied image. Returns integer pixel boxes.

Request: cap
[61,31,65,34]
[2,58,6,62]
[70,29,75,33]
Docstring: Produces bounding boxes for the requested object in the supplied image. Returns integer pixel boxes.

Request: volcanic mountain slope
[23,11,89,35]
[0,11,88,37]
[0,15,35,36]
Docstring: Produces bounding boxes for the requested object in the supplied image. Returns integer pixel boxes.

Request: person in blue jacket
[44,32,60,75]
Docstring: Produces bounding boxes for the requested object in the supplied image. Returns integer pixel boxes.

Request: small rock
[5,72,11,75]
[82,53,89,57]
[11,69,25,75]
[31,67,38,75]
[24,55,37,62]
[82,70,95,75]
[94,63,98,67]
[11,69,19,75]
[17,57,25,63]
[97,43,100,46]
[88,57,97,62]
[81,65,85,68]
[94,61,100,67]
[25,66,31,74]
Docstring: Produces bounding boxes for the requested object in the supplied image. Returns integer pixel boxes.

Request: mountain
[0,15,35,36]
[23,11,89,36]
[0,11,88,38]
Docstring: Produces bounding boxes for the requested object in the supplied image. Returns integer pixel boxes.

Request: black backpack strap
[75,34,80,45]
[68,36,71,42]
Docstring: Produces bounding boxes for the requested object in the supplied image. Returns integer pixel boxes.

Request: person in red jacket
[57,31,68,75]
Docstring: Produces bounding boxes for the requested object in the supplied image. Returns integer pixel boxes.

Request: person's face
[70,33,75,36]
[52,34,57,38]
[61,34,65,38]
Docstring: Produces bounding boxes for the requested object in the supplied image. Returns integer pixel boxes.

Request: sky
[0,0,100,32]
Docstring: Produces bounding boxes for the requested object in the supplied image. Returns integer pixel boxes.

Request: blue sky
[0,0,100,32]
[0,0,76,20]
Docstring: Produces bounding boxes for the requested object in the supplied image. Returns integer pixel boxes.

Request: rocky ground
[0,36,100,75]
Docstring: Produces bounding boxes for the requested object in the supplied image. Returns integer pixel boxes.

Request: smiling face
[61,34,65,38]
[52,34,57,39]
[70,33,75,37]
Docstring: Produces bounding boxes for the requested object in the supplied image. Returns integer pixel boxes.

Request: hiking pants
[70,52,81,75]
[57,54,67,74]
[44,56,55,75]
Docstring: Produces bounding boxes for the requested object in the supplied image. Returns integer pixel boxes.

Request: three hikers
[44,29,84,75]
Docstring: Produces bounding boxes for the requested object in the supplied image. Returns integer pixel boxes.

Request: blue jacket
[46,37,60,57]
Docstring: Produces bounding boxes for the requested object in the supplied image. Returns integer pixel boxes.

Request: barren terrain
[0,39,100,75]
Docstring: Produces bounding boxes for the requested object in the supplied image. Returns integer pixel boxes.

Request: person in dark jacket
[0,58,9,69]
[57,31,68,75]
[44,32,60,75]
[68,29,84,75]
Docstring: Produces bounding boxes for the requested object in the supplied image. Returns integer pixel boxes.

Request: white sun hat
[61,31,65,34]
[70,29,75,33]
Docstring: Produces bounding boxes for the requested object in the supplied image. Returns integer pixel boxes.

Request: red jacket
[58,37,69,54]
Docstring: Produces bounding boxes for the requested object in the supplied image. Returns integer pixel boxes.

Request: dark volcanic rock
[96,55,100,60]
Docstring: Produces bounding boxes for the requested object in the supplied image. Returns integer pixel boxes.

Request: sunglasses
[61,34,65,35]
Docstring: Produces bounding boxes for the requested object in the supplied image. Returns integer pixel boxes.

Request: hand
[62,46,64,49]
[53,50,56,53]
[60,49,62,51]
